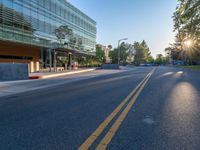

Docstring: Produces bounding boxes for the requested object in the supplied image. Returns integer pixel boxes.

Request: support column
[36,61,39,72]
[67,52,72,70]
[40,48,44,70]
[49,49,52,72]
[53,50,57,72]
[65,52,68,70]
[30,61,34,73]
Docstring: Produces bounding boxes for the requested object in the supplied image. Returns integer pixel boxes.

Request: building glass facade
[0,0,97,53]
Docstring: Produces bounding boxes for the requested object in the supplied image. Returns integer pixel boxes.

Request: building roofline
[59,0,96,25]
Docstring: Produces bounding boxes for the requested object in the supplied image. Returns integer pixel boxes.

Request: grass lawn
[179,65,200,70]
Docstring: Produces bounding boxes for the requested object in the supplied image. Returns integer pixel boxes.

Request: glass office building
[0,0,97,72]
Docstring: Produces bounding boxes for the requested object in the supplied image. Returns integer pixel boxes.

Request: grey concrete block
[0,63,28,81]
[101,64,119,69]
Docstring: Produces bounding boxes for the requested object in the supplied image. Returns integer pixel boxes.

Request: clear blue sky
[68,0,177,57]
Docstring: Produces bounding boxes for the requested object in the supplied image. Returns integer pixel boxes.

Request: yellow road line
[95,69,155,150]
[78,69,154,150]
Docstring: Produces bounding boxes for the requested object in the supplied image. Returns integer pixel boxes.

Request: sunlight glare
[184,39,193,48]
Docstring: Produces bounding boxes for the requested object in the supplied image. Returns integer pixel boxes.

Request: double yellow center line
[78,68,155,150]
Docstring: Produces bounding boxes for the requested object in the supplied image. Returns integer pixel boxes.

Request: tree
[172,0,200,64]
[155,54,163,64]
[127,44,135,63]
[108,45,112,50]
[96,45,106,63]
[109,42,130,64]
[133,40,151,65]
[109,41,152,65]
[120,42,130,64]
[109,49,118,64]
[146,55,154,63]
[155,54,167,65]
[141,40,151,55]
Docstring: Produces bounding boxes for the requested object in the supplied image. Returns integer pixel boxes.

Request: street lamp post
[118,38,128,65]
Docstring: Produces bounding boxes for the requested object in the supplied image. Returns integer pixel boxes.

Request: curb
[29,76,42,80]
[176,66,200,72]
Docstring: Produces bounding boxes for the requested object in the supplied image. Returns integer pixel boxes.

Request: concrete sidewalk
[29,68,97,79]
[0,69,127,98]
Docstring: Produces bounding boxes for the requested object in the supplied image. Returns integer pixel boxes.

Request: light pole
[118,38,128,65]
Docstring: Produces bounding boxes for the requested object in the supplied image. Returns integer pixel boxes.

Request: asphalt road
[0,66,200,150]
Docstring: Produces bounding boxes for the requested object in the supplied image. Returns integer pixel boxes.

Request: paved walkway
[0,68,126,98]
[29,68,97,79]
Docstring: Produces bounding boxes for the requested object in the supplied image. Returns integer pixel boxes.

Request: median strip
[78,68,155,150]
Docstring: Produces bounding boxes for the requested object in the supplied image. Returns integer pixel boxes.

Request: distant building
[0,0,96,72]
[97,44,111,63]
